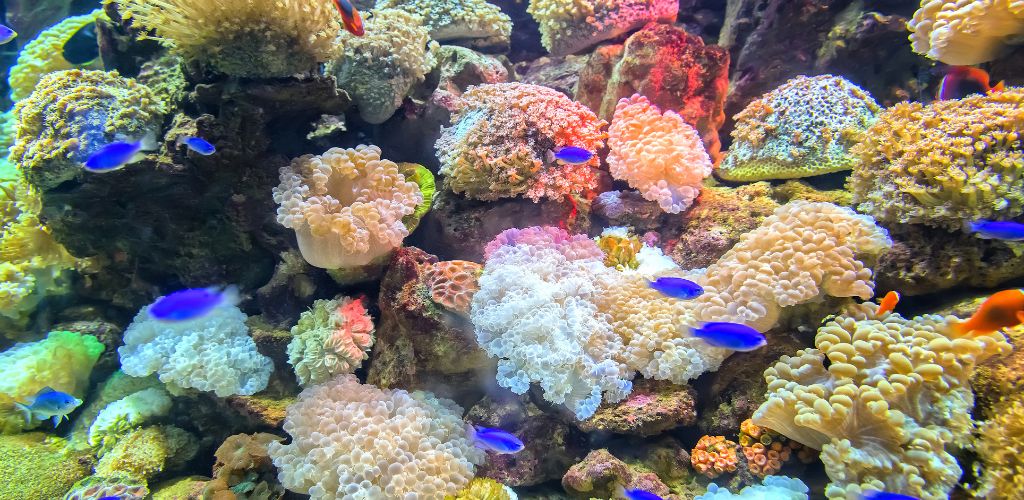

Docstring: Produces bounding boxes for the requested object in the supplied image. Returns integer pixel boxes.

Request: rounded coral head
[272,145,423,269]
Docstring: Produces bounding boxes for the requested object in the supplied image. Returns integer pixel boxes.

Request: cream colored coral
[268,375,485,499]
[377,0,512,47]
[273,145,423,269]
[527,0,678,56]
[752,303,1010,499]
[286,296,375,386]
[607,94,712,214]
[111,0,339,77]
[8,9,102,102]
[909,0,1024,65]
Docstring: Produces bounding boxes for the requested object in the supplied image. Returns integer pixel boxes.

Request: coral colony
[2,1,1024,499]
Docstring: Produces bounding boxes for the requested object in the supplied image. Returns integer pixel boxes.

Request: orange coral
[422,260,482,315]
[691,435,739,478]
[738,418,814,477]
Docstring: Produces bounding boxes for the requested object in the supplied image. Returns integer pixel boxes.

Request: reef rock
[576,378,697,436]
[562,448,678,499]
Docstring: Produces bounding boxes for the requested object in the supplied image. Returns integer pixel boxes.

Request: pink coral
[421,260,482,315]
[483,226,606,261]
[691,435,739,478]
[324,296,374,364]
[608,94,712,214]
[286,295,376,386]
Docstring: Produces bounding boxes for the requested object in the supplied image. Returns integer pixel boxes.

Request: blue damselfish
[83,141,144,172]
[177,136,217,156]
[649,277,704,299]
[860,491,919,500]
[691,322,766,351]
[469,425,524,454]
[965,220,1024,241]
[14,387,83,427]
[149,286,239,322]
[0,24,17,45]
[619,487,663,500]
[551,146,595,164]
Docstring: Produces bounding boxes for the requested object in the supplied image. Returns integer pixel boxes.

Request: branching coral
[435,82,606,202]
[273,145,424,269]
[377,0,512,50]
[267,375,485,499]
[718,75,880,182]
[691,435,739,478]
[752,303,1010,499]
[111,0,339,77]
[527,0,678,56]
[11,69,165,191]
[422,260,482,316]
[607,94,712,213]
[909,0,1024,65]
[286,295,375,386]
[8,9,103,102]
[328,9,439,124]
[850,87,1024,230]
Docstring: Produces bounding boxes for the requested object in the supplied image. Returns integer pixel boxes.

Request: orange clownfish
[938,66,1005,101]
[875,290,900,316]
[332,0,364,37]
[954,289,1024,336]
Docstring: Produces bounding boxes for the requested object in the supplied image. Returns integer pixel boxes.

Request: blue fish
[691,322,767,351]
[98,497,121,500]
[149,285,239,322]
[860,491,919,500]
[0,25,17,45]
[549,146,595,164]
[177,136,216,156]
[83,141,144,172]
[965,220,1024,241]
[14,387,83,427]
[619,487,663,500]
[468,425,524,454]
[649,277,704,299]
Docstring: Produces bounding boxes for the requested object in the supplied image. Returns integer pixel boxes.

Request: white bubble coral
[267,375,485,499]
[286,296,375,386]
[273,145,423,269]
[752,304,1010,499]
[527,0,678,56]
[607,94,712,214]
[909,0,1024,65]
[88,387,173,453]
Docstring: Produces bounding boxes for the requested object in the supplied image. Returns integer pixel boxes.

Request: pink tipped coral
[483,226,606,261]
[286,295,376,386]
[692,435,739,478]
[608,94,712,214]
[422,260,483,315]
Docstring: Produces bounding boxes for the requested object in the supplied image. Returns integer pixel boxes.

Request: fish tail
[220,284,241,307]
[993,81,1006,92]
[12,402,31,426]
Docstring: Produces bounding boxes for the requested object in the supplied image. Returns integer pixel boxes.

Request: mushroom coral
[273,145,424,269]
[909,0,1024,65]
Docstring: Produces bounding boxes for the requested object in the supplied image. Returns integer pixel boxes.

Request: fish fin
[220,284,241,307]
[993,81,1006,92]
[545,150,556,164]
[175,135,187,147]
[52,415,61,427]
[12,402,32,426]
[37,386,56,395]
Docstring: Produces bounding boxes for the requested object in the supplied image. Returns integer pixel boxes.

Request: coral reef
[94,425,198,483]
[63,475,149,500]
[112,0,339,77]
[576,378,696,436]
[286,295,375,386]
[718,75,880,182]
[446,477,515,500]
[8,9,103,102]
[691,435,739,479]
[738,419,813,477]
[268,375,485,499]
[696,475,809,500]
[561,448,674,499]
[850,87,1024,230]
[973,391,1024,498]
[421,260,482,316]
[88,387,172,454]
[0,432,93,499]
[527,0,678,56]
[435,82,606,202]
[607,93,712,213]
[377,0,513,51]
[202,432,284,500]
[909,0,1024,65]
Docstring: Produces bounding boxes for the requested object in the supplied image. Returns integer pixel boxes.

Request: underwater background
[1,0,1023,498]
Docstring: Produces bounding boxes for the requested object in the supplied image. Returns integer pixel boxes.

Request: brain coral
[11,69,165,191]
[850,87,1024,230]
[718,75,881,182]
[422,260,482,315]
[607,94,712,214]
[286,295,375,386]
[752,303,1010,499]
[527,0,678,56]
[267,374,485,499]
[112,0,339,77]
[909,0,1024,65]
[328,9,439,124]
[118,297,273,397]
[273,145,424,269]
[435,83,606,202]
[8,9,103,102]
[376,0,512,50]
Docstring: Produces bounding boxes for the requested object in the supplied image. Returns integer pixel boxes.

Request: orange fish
[938,66,1005,100]
[875,290,900,316]
[954,289,1024,336]
[332,0,364,37]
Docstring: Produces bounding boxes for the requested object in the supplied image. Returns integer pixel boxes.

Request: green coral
[8,10,103,102]
[94,426,198,483]
[0,330,103,400]
[377,0,512,49]
[400,162,436,229]
[11,69,166,191]
[719,75,880,181]
[0,432,93,499]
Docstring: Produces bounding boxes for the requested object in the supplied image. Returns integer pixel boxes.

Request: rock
[150,475,209,500]
[562,448,678,499]
[519,55,588,97]
[576,379,697,436]
[52,319,123,378]
[253,251,331,328]
[202,432,285,500]
[592,190,667,233]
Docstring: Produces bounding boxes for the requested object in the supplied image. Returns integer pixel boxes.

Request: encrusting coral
[738,418,814,477]
[436,82,606,202]
[909,0,1024,65]
[111,0,340,77]
[376,0,512,50]
[527,0,678,56]
[691,435,739,478]
[421,260,482,316]
[8,9,103,102]
[267,374,485,499]
[718,75,880,182]
[273,145,425,270]
[63,475,149,500]
[94,425,198,483]
[286,295,375,386]
[328,9,439,125]
[607,93,713,214]
[752,303,1010,499]
[88,387,173,455]
[850,87,1024,230]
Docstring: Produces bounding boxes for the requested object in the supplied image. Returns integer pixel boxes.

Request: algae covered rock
[576,378,697,436]
[94,425,198,483]
[0,432,93,499]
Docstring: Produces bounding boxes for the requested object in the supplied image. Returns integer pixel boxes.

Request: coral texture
[88,387,173,454]
[0,433,92,499]
[94,425,198,482]
[696,475,809,500]
[446,478,515,500]
[850,87,1024,230]
[0,330,103,402]
[752,304,1010,499]
[691,435,739,478]
[203,432,284,500]
[974,392,1024,498]
[267,375,485,499]
[376,0,512,49]
[286,295,375,386]
[909,0,1024,65]
[435,83,606,202]
[718,75,880,182]
[422,260,482,315]
[607,94,712,214]
[112,0,340,77]
[738,419,813,477]
[527,0,678,56]
[63,476,149,500]
[273,145,424,269]
[8,9,102,102]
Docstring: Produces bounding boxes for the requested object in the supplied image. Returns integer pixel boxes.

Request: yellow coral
[850,88,1024,230]
[973,392,1024,498]
[8,10,103,102]
[111,0,340,77]
[527,0,677,56]
[596,232,642,270]
[273,145,424,269]
[753,303,1010,499]
[909,0,1024,65]
[377,0,512,48]
[607,94,712,213]
[691,435,739,478]
[446,477,515,500]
